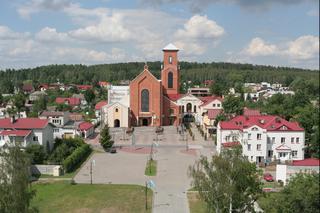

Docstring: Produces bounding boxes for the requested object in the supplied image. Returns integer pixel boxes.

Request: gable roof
[199,96,223,107]
[219,115,304,131]
[95,101,108,110]
[275,144,292,151]
[78,122,94,131]
[207,109,222,120]
[0,118,49,129]
[55,97,81,106]
[0,130,32,137]
[130,65,160,85]
[40,111,65,117]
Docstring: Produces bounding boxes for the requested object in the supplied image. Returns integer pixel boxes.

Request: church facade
[129,44,181,127]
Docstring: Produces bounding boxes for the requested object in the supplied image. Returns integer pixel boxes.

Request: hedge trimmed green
[63,144,92,173]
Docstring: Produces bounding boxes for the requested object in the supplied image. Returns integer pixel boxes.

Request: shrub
[63,144,92,172]
[25,144,47,164]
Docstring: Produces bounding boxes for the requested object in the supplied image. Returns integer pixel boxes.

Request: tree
[84,89,95,104]
[13,93,26,116]
[260,173,319,212]
[25,145,47,164]
[99,125,114,151]
[222,95,244,115]
[189,146,263,213]
[214,113,227,126]
[0,144,37,212]
[0,93,3,105]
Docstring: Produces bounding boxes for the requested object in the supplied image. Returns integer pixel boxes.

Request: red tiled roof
[55,97,81,106]
[199,96,223,107]
[0,130,32,137]
[98,81,109,87]
[0,118,49,129]
[243,108,261,116]
[207,109,222,120]
[95,101,108,110]
[78,122,94,131]
[222,142,240,148]
[38,84,49,89]
[76,85,93,90]
[219,115,304,131]
[292,158,320,166]
[166,94,183,101]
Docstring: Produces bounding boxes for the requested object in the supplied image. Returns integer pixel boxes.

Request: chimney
[10,116,16,124]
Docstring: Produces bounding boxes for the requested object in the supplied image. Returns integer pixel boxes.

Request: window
[232,136,237,141]
[182,106,184,113]
[212,104,216,107]
[187,103,192,112]
[257,134,262,140]
[257,144,261,151]
[291,137,294,143]
[115,108,118,112]
[141,89,149,112]
[281,137,285,144]
[217,104,221,107]
[225,136,230,142]
[168,72,173,88]
[272,137,275,144]
[247,144,251,151]
[169,109,174,114]
[268,150,273,157]
[33,136,38,142]
[169,56,173,64]
[252,127,258,131]
[194,105,197,113]
[292,150,298,158]
[296,137,300,143]
[248,133,251,140]
[279,152,287,158]
[54,128,59,133]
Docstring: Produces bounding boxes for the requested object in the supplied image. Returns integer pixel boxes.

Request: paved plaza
[76,126,217,213]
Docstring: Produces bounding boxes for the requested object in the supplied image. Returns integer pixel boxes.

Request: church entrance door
[142,118,149,126]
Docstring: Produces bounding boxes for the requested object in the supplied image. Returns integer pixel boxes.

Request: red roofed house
[22,83,34,94]
[78,121,94,138]
[276,158,319,185]
[217,115,305,164]
[76,85,93,91]
[0,117,54,151]
[55,97,81,107]
[98,81,110,88]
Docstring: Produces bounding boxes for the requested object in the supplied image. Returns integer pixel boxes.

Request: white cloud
[244,37,278,56]
[307,8,319,17]
[35,27,69,42]
[69,14,132,42]
[0,25,30,40]
[285,35,319,60]
[17,0,72,19]
[173,15,225,56]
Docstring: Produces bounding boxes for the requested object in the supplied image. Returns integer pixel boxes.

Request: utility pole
[90,160,93,185]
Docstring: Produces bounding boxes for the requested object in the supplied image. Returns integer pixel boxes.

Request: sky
[0,0,319,70]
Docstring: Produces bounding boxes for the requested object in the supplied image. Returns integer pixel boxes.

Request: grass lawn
[187,192,207,213]
[145,159,157,176]
[31,182,153,213]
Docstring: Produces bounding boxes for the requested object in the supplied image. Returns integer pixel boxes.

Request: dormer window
[169,56,173,64]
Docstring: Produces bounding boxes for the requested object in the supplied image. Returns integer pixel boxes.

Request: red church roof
[292,158,320,166]
[78,122,94,131]
[219,115,304,131]
[95,101,108,110]
[0,118,49,129]
[166,94,183,101]
[0,130,32,137]
[56,97,81,106]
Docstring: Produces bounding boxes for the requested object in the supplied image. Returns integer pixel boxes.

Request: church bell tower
[161,43,179,95]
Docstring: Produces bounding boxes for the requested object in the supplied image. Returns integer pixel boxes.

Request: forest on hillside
[0,61,319,97]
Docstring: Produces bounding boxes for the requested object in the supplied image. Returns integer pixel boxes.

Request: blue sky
[0,0,318,69]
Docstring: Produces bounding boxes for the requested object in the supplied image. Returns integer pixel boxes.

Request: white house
[0,117,54,151]
[217,115,305,164]
[175,93,203,124]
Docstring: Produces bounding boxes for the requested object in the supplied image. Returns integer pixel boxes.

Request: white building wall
[108,86,130,107]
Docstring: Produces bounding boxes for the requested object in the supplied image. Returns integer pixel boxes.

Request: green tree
[0,144,37,212]
[84,89,96,104]
[99,125,114,151]
[189,146,263,213]
[222,95,244,115]
[13,93,26,116]
[260,173,319,212]
[214,113,227,126]
[25,145,47,164]
[0,93,3,105]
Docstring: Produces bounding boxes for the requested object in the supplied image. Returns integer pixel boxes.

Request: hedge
[62,144,92,173]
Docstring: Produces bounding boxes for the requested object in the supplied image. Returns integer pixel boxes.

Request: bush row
[63,144,92,173]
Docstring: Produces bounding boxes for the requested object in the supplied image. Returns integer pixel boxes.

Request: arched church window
[141,89,149,112]
[187,103,192,112]
[168,72,173,88]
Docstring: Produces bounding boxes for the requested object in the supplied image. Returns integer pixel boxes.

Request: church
[129,44,181,127]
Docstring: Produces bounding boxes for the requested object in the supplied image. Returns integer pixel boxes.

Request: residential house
[95,101,108,122]
[55,97,81,107]
[217,115,305,164]
[0,117,54,151]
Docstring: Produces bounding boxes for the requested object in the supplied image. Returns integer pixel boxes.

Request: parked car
[109,147,117,154]
[263,173,274,182]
